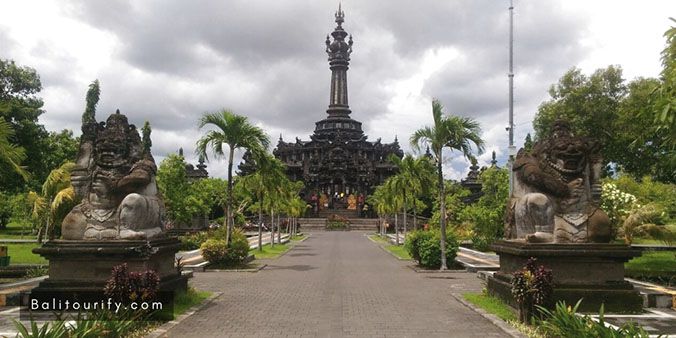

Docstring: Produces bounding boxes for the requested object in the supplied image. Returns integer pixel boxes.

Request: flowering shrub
[511,258,553,324]
[103,263,160,304]
[601,182,638,228]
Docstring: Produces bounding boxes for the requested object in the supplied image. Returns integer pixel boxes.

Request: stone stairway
[298,217,379,231]
[317,209,359,218]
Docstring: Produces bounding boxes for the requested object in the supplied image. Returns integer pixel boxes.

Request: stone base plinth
[487,240,643,313]
[29,238,187,304]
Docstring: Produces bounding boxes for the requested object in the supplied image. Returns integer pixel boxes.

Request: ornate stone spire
[325,3,353,118]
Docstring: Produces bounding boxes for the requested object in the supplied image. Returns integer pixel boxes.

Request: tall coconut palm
[0,119,29,181]
[197,110,270,245]
[411,99,484,270]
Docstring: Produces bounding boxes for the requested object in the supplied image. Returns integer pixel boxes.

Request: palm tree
[387,154,435,239]
[239,152,286,251]
[197,110,270,245]
[384,177,404,245]
[29,162,79,242]
[0,119,29,181]
[411,99,484,270]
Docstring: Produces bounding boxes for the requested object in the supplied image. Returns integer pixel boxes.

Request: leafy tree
[196,110,270,246]
[157,153,198,225]
[43,129,79,171]
[0,118,28,183]
[533,65,674,182]
[0,59,48,190]
[459,167,509,250]
[411,99,484,270]
[613,78,673,181]
[651,18,676,150]
[533,66,625,170]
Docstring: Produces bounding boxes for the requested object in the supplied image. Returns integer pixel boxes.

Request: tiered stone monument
[487,120,642,312]
[31,110,187,302]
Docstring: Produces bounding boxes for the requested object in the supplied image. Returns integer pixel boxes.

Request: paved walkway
[165,231,506,338]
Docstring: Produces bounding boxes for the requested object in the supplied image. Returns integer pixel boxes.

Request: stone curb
[270,234,312,260]
[144,291,222,338]
[204,264,267,273]
[407,265,466,273]
[450,292,526,338]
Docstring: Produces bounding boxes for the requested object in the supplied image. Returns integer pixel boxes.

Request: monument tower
[239,5,402,207]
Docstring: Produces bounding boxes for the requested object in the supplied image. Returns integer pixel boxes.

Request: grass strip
[463,292,517,322]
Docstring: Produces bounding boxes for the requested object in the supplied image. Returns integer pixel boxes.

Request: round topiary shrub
[200,239,229,264]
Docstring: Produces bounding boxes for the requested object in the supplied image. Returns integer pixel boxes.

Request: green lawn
[463,292,517,322]
[384,244,412,260]
[249,234,308,259]
[250,243,291,259]
[0,221,35,239]
[368,235,412,260]
[2,243,46,264]
[625,251,676,278]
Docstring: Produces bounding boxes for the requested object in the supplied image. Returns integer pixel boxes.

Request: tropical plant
[536,300,650,337]
[196,110,270,246]
[511,258,553,324]
[28,162,79,242]
[0,118,29,181]
[367,184,393,236]
[619,203,675,245]
[411,99,484,270]
[238,152,287,251]
[103,263,160,304]
[387,154,436,236]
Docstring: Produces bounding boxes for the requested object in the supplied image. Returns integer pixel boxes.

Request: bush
[404,229,435,262]
[200,228,250,266]
[200,239,229,264]
[179,231,209,250]
[405,229,458,269]
[225,228,250,264]
[103,263,160,304]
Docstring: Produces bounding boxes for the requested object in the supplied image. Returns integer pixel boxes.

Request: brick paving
[164,231,506,338]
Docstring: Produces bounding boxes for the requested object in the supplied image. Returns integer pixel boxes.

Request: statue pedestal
[487,240,643,313]
[29,238,187,304]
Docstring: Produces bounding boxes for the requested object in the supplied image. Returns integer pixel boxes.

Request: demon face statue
[62,111,164,240]
[505,120,610,243]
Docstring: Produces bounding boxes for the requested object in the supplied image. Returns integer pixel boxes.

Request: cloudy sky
[1,0,674,180]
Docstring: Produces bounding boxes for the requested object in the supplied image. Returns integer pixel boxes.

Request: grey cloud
[36,0,594,178]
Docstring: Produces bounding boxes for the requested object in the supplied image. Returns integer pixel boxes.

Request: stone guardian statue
[505,120,610,243]
[62,110,164,240]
